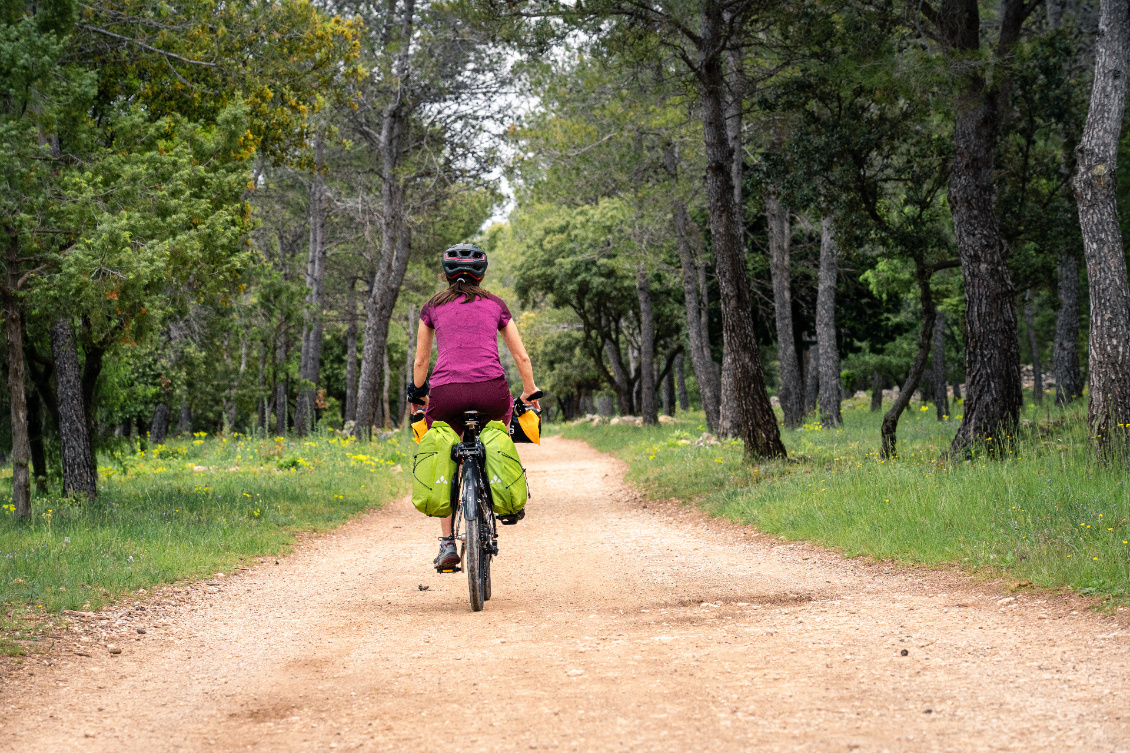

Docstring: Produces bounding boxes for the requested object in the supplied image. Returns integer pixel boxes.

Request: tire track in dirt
[3,436,1129,752]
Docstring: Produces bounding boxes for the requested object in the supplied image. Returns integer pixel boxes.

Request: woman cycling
[408,243,540,571]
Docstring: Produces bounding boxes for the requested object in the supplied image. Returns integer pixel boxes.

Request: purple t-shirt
[420,293,512,386]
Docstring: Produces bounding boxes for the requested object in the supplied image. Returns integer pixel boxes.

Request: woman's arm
[500,320,540,409]
[412,323,434,405]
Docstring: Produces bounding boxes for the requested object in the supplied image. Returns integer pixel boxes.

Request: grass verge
[1,431,412,621]
[561,396,1130,598]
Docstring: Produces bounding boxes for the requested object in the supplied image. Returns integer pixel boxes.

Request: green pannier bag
[411,421,459,517]
[481,420,528,516]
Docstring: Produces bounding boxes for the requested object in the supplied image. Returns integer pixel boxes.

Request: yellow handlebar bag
[411,411,428,444]
[509,404,541,445]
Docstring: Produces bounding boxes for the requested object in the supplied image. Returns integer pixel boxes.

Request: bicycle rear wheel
[466,516,484,612]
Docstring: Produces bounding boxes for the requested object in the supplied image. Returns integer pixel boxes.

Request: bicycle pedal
[437,567,462,573]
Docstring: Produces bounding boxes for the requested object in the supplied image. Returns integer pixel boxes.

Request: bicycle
[430,391,541,612]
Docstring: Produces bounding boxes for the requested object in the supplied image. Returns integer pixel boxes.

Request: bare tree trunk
[295,134,328,436]
[382,347,392,430]
[667,158,719,430]
[939,0,1028,453]
[604,338,633,416]
[870,371,883,412]
[355,221,412,439]
[717,346,737,436]
[698,3,786,459]
[151,403,170,444]
[228,334,246,431]
[636,262,658,425]
[275,329,288,435]
[802,348,818,415]
[27,389,46,495]
[663,368,675,416]
[1074,0,1130,452]
[1053,255,1084,405]
[816,216,841,426]
[767,195,803,428]
[676,351,689,411]
[344,278,359,423]
[257,345,267,431]
[697,257,720,397]
[401,303,416,427]
[177,401,191,436]
[882,262,937,458]
[4,269,30,518]
[1023,290,1044,405]
[353,0,417,441]
[933,310,950,420]
[51,318,98,499]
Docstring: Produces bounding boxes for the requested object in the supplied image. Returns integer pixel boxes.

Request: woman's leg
[441,515,452,537]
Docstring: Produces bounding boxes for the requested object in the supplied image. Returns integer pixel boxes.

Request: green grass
[1,431,412,615]
[562,396,1130,597]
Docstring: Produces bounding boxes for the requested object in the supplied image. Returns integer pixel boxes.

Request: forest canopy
[4,0,1130,517]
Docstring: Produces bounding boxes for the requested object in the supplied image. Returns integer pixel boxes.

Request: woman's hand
[520,389,541,410]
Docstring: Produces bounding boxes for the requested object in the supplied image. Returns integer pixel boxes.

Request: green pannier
[411,421,459,517]
[481,420,528,516]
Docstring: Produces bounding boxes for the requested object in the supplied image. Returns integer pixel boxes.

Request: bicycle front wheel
[466,516,485,612]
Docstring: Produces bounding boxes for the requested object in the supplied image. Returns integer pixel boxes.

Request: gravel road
[3,436,1129,752]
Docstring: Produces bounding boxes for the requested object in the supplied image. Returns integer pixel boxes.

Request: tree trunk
[952,379,962,400]
[933,310,950,420]
[382,347,392,430]
[227,335,246,431]
[3,271,30,518]
[345,278,359,423]
[257,346,268,431]
[636,262,658,425]
[275,328,288,435]
[697,2,786,459]
[668,169,719,430]
[400,303,416,427]
[353,0,417,441]
[816,217,842,427]
[603,338,633,416]
[295,135,328,436]
[51,318,98,499]
[27,387,46,495]
[802,347,818,415]
[177,402,191,436]
[1053,255,1084,405]
[663,368,675,416]
[1074,0,1130,452]
[1023,290,1044,405]
[940,0,1028,453]
[881,262,937,458]
[870,371,883,412]
[355,220,412,439]
[697,256,721,398]
[151,403,170,444]
[79,337,104,472]
[767,194,804,428]
[676,351,689,411]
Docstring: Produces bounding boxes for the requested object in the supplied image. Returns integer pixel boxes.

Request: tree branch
[76,24,217,67]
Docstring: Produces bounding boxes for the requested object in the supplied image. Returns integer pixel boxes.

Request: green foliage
[564,398,1130,596]
[0,433,411,612]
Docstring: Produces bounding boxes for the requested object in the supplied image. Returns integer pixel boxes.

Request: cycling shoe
[499,510,525,526]
[434,537,461,571]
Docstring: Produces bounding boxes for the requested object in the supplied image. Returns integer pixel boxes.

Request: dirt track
[4,436,1130,752]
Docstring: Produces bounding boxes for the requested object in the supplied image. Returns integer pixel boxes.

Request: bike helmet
[442,243,488,284]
